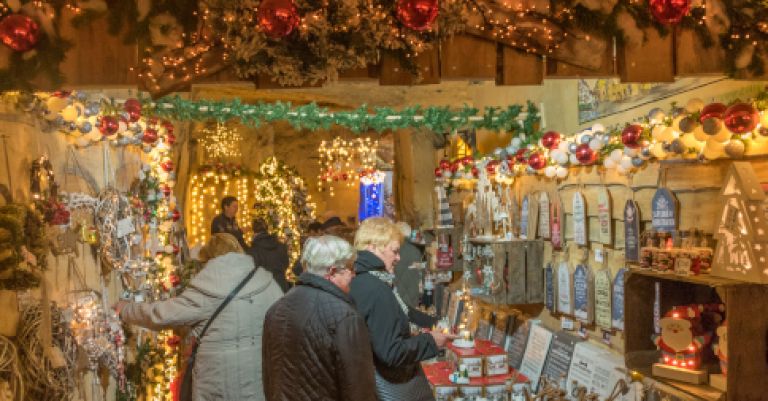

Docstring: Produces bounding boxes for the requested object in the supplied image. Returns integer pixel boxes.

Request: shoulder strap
[197,266,258,340]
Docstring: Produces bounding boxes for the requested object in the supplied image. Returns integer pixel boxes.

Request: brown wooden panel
[58,11,138,87]
[675,29,725,76]
[546,44,615,78]
[255,74,324,89]
[498,46,543,85]
[379,48,439,85]
[618,29,674,83]
[726,284,768,401]
[338,65,378,81]
[440,34,496,79]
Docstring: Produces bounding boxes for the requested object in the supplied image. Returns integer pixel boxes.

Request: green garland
[146,96,539,134]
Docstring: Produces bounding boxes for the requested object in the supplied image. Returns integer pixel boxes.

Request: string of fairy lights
[318,136,381,197]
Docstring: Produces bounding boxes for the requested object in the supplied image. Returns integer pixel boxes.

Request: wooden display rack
[467,238,544,306]
[624,268,768,401]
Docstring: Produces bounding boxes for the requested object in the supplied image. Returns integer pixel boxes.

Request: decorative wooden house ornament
[573,264,594,324]
[557,261,573,315]
[594,268,612,330]
[572,192,587,246]
[651,188,678,233]
[712,162,768,283]
[612,267,626,331]
[597,188,612,245]
[538,191,551,239]
[624,201,641,263]
[551,194,564,250]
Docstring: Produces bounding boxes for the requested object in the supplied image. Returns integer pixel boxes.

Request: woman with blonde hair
[116,233,283,401]
[349,217,455,401]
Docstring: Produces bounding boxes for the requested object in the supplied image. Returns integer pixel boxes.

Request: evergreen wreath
[206,0,466,86]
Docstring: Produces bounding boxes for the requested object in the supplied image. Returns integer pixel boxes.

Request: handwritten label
[520,324,554,391]
[539,192,551,239]
[557,262,573,315]
[594,269,612,330]
[652,188,678,233]
[612,268,626,331]
[545,263,555,312]
[597,189,612,245]
[520,195,530,239]
[573,264,593,323]
[573,192,587,245]
[624,200,641,263]
[551,196,564,250]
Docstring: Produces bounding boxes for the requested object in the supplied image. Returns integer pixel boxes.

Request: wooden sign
[541,331,581,385]
[528,192,539,240]
[520,195,530,239]
[551,195,564,249]
[566,342,626,399]
[624,200,641,263]
[597,189,612,245]
[520,324,554,391]
[557,262,573,315]
[612,268,626,331]
[594,269,613,330]
[572,192,587,245]
[506,319,531,370]
[573,264,594,324]
[544,263,555,312]
[651,188,678,233]
[538,192,551,239]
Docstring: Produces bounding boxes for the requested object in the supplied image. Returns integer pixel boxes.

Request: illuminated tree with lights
[251,157,315,283]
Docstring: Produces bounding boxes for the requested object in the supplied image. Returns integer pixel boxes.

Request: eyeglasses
[332,263,355,275]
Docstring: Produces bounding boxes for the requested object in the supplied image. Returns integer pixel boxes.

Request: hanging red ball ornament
[123,98,141,113]
[172,209,181,222]
[434,167,443,178]
[621,124,643,148]
[161,184,172,197]
[396,0,439,31]
[515,148,528,163]
[127,109,141,123]
[142,127,158,144]
[575,144,596,165]
[527,152,546,170]
[0,14,40,52]
[699,103,727,123]
[161,160,174,172]
[541,131,561,150]
[257,0,300,39]
[723,103,759,134]
[98,116,119,136]
[462,155,474,165]
[648,0,691,25]
[486,162,497,175]
[449,162,459,174]
[471,166,479,177]
[439,159,451,170]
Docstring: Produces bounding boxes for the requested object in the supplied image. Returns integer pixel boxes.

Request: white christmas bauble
[545,166,557,178]
[651,125,666,141]
[624,147,639,157]
[620,156,634,170]
[650,142,668,159]
[685,98,705,113]
[589,138,603,150]
[557,141,570,153]
[603,158,616,169]
[610,149,623,163]
[569,154,579,165]
[556,166,569,178]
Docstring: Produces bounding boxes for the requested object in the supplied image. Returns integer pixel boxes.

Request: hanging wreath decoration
[207,0,466,86]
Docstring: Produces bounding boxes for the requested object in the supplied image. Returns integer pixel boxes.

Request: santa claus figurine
[653,305,712,370]
[713,321,728,375]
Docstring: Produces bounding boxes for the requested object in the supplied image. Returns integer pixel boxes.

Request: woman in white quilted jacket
[116,233,283,401]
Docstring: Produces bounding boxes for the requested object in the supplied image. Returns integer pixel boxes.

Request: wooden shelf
[626,267,747,288]
[635,367,726,401]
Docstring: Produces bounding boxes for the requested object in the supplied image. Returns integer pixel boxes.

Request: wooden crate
[624,269,768,401]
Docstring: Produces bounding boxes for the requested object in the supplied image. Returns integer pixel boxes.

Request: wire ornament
[0,335,23,401]
[94,188,133,272]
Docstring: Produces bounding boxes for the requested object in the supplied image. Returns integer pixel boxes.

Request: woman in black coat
[349,217,454,401]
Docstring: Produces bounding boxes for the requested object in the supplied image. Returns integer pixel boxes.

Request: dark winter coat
[248,233,290,292]
[349,250,438,383]
[210,213,247,249]
[394,239,424,309]
[262,272,378,401]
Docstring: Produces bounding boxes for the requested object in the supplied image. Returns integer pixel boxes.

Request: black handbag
[179,266,258,401]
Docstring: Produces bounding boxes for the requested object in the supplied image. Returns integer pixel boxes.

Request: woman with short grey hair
[263,236,378,401]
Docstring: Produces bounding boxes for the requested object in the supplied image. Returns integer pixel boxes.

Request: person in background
[322,216,345,236]
[263,235,378,401]
[117,233,283,401]
[291,221,324,278]
[394,221,424,309]
[211,196,247,249]
[248,218,290,293]
[350,217,454,401]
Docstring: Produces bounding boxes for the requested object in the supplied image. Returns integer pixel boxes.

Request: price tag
[561,316,575,331]
[594,248,604,263]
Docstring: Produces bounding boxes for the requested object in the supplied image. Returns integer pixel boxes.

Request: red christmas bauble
[127,109,141,123]
[98,116,119,136]
[449,162,459,173]
[166,335,181,347]
[172,209,181,222]
[527,152,546,170]
[161,160,174,172]
[699,103,727,123]
[123,98,141,113]
[168,274,181,287]
[471,166,479,177]
[515,148,528,163]
[257,0,300,39]
[621,124,643,148]
[648,0,691,25]
[723,103,759,134]
[486,162,497,175]
[541,131,561,150]
[434,167,443,178]
[396,0,439,31]
[439,159,451,170]
[462,155,474,165]
[162,184,172,197]
[142,127,158,144]
[0,14,40,52]
[575,144,596,165]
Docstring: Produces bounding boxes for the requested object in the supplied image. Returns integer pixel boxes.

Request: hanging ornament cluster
[396,0,440,31]
[0,14,40,52]
[199,121,244,160]
[256,0,300,38]
[439,95,768,187]
[317,137,380,196]
[648,0,692,25]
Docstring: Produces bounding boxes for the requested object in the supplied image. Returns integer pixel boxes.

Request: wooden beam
[498,45,543,85]
[379,48,440,85]
[440,34,497,79]
[618,29,674,83]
